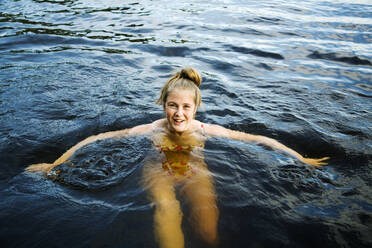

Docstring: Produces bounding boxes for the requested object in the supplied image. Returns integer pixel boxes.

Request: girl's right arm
[203,123,329,167]
[25,123,154,174]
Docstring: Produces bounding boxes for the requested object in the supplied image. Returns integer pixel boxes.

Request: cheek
[186,110,195,119]
[191,106,197,116]
[165,108,173,118]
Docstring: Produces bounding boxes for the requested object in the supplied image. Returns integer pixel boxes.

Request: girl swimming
[26,68,328,248]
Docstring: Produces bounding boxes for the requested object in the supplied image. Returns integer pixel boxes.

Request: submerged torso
[151,120,207,181]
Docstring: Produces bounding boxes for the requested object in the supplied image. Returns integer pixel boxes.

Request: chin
[172,123,188,133]
[173,126,186,133]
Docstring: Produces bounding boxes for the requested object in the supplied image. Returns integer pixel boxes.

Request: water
[0,0,371,247]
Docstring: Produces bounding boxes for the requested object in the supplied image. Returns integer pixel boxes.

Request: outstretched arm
[203,123,329,167]
[26,123,153,174]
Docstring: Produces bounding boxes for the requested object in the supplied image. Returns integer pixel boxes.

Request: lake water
[0,0,371,247]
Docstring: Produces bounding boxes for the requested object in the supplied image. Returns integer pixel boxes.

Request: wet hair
[156,67,202,107]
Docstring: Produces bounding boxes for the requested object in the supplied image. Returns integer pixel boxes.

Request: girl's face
[164,89,197,134]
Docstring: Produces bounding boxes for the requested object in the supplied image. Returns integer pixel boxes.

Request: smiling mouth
[173,119,184,125]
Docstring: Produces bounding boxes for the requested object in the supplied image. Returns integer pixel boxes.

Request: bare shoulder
[128,120,164,135]
[198,121,230,137]
[152,118,167,128]
[199,122,259,142]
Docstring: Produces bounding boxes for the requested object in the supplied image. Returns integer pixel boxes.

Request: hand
[300,157,330,167]
[26,163,55,174]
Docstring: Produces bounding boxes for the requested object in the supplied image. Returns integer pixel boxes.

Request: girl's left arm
[25,123,153,174]
[203,123,329,167]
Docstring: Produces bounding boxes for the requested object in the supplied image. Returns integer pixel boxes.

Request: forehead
[166,89,195,103]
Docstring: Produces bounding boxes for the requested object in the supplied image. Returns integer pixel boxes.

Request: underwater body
[0,0,371,247]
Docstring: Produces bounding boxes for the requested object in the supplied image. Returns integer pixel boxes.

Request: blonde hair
[156,67,202,107]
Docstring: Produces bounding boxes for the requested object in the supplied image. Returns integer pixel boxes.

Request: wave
[308,51,371,66]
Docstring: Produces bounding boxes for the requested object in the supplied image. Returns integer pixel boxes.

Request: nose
[175,107,183,116]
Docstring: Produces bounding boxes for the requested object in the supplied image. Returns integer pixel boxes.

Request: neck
[167,124,193,138]
[168,127,188,137]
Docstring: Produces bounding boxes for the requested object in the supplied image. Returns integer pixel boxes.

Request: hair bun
[179,68,202,87]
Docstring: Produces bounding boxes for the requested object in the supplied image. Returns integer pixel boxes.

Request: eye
[167,102,177,108]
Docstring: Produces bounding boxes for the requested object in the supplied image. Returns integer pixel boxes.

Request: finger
[305,160,325,166]
[26,163,52,172]
[25,165,39,171]
[318,157,330,161]
[314,161,328,166]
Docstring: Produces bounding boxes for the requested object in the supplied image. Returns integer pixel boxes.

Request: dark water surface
[0,0,371,247]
